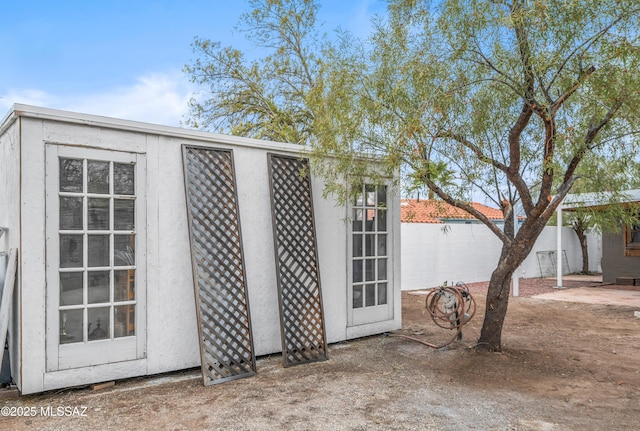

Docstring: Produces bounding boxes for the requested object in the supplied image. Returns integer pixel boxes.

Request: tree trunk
[477,267,513,351]
[477,240,533,351]
[570,218,589,274]
[576,229,589,274]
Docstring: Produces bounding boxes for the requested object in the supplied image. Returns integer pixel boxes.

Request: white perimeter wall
[401,222,602,291]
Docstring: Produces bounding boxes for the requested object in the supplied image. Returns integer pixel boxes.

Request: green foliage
[186,0,640,242]
[309,0,640,242]
[184,0,321,144]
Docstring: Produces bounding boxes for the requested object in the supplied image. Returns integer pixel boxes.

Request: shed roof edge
[1,104,306,154]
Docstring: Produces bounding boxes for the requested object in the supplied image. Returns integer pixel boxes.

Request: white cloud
[0,89,54,113]
[1,71,194,127]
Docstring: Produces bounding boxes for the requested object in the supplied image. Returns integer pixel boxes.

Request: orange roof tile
[400,199,503,223]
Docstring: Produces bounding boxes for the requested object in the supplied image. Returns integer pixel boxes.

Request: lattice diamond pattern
[183,146,256,385]
[268,154,328,367]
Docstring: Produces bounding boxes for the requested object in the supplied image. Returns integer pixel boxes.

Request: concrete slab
[556,274,603,283]
[533,287,640,308]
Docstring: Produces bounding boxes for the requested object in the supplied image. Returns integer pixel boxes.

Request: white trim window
[349,184,392,326]
[46,145,146,371]
[624,222,640,257]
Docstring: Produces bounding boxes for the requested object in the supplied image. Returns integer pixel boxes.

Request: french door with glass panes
[45,145,146,371]
[349,184,393,326]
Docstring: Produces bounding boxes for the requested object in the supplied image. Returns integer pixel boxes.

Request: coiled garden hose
[390,282,477,349]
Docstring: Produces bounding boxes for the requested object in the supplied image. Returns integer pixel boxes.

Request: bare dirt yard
[2,278,640,430]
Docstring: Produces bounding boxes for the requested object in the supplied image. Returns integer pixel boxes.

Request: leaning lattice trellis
[536,250,570,278]
[268,154,328,367]
[182,146,256,385]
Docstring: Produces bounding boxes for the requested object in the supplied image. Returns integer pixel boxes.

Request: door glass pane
[60,309,83,344]
[365,259,375,281]
[114,304,135,337]
[88,307,110,341]
[352,260,363,283]
[60,197,83,230]
[55,152,141,356]
[114,234,135,266]
[377,187,386,208]
[88,271,110,303]
[377,209,387,232]
[378,258,387,280]
[352,209,363,232]
[114,163,135,195]
[60,272,83,306]
[88,235,110,267]
[351,184,390,317]
[60,234,83,268]
[87,160,110,194]
[365,234,375,256]
[114,199,135,230]
[378,283,388,305]
[365,209,375,231]
[365,284,376,307]
[352,234,363,257]
[59,158,83,193]
[378,234,387,256]
[115,270,135,301]
[353,286,363,308]
[365,185,376,206]
[88,198,110,230]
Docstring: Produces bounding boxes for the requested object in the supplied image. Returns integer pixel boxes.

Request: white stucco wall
[1,105,402,394]
[401,222,602,291]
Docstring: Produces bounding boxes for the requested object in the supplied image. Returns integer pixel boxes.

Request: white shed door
[349,184,393,326]
[45,145,146,371]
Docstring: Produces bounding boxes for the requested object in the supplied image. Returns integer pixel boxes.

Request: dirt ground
[2,278,640,430]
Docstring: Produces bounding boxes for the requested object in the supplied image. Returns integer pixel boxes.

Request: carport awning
[561,189,640,211]
[556,189,640,287]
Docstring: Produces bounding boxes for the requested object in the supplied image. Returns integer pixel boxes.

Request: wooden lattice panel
[268,154,328,367]
[182,146,256,385]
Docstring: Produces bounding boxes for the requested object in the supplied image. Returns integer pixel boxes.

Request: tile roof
[401,199,504,223]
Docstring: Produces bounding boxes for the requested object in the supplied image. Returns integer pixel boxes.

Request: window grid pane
[60,197,83,230]
[114,163,135,195]
[88,198,110,230]
[60,272,83,306]
[353,234,363,258]
[377,283,388,305]
[88,271,111,304]
[60,234,83,268]
[58,157,137,345]
[87,160,110,194]
[353,260,363,283]
[351,184,389,309]
[60,309,83,344]
[365,284,376,307]
[59,158,83,193]
[353,286,363,309]
[115,304,135,337]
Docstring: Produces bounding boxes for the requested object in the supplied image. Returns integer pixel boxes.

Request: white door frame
[45,144,147,371]
[347,184,394,327]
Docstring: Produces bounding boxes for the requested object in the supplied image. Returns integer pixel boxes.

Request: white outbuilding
[0,104,401,394]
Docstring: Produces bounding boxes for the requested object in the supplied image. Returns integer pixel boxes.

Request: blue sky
[1,0,386,127]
